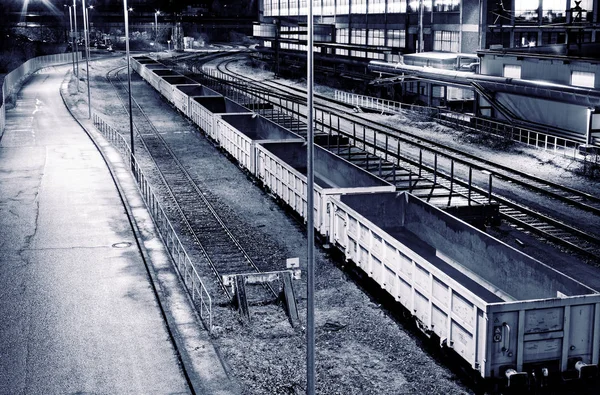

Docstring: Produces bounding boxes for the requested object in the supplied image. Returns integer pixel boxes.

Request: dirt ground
[61,54,600,395]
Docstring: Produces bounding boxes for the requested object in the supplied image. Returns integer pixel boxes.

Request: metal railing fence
[92,113,213,332]
[334,90,584,158]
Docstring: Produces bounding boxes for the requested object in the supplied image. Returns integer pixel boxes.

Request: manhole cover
[112,242,132,248]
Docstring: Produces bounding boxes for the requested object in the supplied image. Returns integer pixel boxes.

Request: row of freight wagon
[130,55,600,389]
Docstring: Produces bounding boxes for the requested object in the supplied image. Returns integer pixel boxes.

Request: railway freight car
[190,96,252,142]
[129,53,600,390]
[256,142,396,237]
[172,85,220,115]
[158,76,199,104]
[216,113,304,174]
[329,191,600,389]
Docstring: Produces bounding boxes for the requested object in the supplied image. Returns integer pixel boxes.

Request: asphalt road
[0,67,191,394]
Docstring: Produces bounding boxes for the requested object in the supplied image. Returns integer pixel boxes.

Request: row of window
[337,28,459,52]
[511,0,594,24]
[265,0,596,19]
[336,28,408,47]
[260,26,460,52]
[263,0,459,16]
[503,64,596,88]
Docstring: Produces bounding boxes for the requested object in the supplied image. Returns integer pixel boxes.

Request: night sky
[0,1,256,16]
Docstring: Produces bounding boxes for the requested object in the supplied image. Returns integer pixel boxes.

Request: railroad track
[105,65,278,304]
[219,57,600,215]
[201,57,600,264]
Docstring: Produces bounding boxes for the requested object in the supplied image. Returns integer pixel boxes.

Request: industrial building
[253,1,600,141]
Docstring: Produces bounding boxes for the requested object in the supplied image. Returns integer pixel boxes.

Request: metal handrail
[333,90,583,158]
[92,113,213,332]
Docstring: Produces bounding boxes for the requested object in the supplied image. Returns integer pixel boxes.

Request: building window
[351,50,367,58]
[572,71,595,88]
[387,0,407,12]
[289,0,298,15]
[571,0,594,22]
[300,0,308,15]
[352,0,367,13]
[351,29,367,45]
[369,0,386,13]
[542,0,566,24]
[336,28,349,44]
[433,0,460,12]
[338,0,350,14]
[322,0,334,15]
[514,31,538,47]
[514,0,538,23]
[369,29,385,46]
[408,0,432,12]
[503,64,522,79]
[542,31,566,45]
[387,30,406,48]
[433,31,459,52]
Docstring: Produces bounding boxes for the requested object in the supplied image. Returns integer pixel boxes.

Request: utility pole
[307,2,315,395]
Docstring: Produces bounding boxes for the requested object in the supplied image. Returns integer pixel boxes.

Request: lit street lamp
[167,39,171,52]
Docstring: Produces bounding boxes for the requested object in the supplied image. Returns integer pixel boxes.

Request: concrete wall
[1,52,83,139]
[480,53,600,89]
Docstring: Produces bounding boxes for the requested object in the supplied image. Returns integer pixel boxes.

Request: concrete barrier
[1,52,83,137]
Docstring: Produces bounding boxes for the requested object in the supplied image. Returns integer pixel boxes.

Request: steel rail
[107,65,277,302]
[206,58,600,263]
[218,57,600,216]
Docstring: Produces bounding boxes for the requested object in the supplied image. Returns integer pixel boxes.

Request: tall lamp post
[72,0,79,80]
[124,1,134,156]
[307,1,315,395]
[64,5,75,74]
[154,10,160,47]
[82,0,91,119]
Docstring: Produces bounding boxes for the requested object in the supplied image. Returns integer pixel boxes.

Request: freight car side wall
[330,192,600,379]
[402,195,595,300]
[328,194,490,373]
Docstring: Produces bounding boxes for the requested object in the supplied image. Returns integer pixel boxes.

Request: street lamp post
[82,0,91,119]
[124,1,134,156]
[154,10,160,47]
[72,0,79,80]
[65,5,75,74]
[307,1,315,395]
[167,40,171,52]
